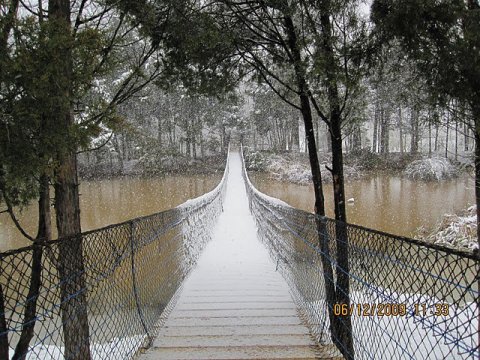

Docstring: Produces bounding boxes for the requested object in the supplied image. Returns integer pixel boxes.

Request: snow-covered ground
[302,290,478,360]
[245,151,362,185]
[9,335,146,360]
[418,205,478,251]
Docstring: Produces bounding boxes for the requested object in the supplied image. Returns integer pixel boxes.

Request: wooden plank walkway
[138,153,340,360]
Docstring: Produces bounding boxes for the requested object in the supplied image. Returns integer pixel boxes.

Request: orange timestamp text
[333,303,450,317]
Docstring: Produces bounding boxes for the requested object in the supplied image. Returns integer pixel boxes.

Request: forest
[1,0,479,239]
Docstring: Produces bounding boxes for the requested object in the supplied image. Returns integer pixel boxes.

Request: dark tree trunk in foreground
[55,156,91,360]
[282,11,344,358]
[13,174,51,360]
[0,285,7,360]
[319,0,353,357]
[48,0,91,358]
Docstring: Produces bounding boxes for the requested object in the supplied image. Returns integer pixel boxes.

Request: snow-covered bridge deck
[139,153,340,360]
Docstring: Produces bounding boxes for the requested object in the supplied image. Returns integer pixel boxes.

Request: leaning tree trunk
[319,0,353,357]
[48,0,91,358]
[282,12,340,359]
[12,174,51,360]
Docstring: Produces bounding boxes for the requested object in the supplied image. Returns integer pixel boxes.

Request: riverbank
[244,149,473,185]
[78,153,227,180]
[245,149,476,252]
[244,150,362,185]
[416,205,478,251]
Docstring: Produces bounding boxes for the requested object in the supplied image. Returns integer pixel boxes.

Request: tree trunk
[318,0,353,356]
[465,122,469,152]
[221,124,227,154]
[455,117,458,161]
[55,155,91,360]
[112,135,124,173]
[0,165,9,359]
[445,111,450,158]
[0,283,7,360]
[0,0,19,54]
[380,108,390,154]
[410,107,419,154]
[48,0,91,358]
[352,124,361,151]
[399,108,404,153]
[373,103,379,152]
[290,115,300,152]
[282,14,342,357]
[473,102,480,252]
[326,123,332,152]
[429,119,432,156]
[186,120,191,157]
[157,117,162,147]
[192,130,197,159]
[13,174,51,360]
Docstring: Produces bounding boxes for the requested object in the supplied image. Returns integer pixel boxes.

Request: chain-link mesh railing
[0,155,229,360]
[241,149,479,360]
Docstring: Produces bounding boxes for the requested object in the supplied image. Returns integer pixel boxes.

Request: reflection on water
[0,174,222,252]
[250,172,475,238]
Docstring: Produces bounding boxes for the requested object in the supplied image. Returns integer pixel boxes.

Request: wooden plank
[156,325,311,337]
[139,345,335,360]
[175,301,296,310]
[169,308,299,318]
[163,316,303,327]
[179,296,293,303]
[153,334,315,348]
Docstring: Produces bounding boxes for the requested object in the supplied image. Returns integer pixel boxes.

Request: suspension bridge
[0,149,479,360]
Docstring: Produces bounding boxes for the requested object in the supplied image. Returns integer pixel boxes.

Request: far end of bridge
[138,151,342,359]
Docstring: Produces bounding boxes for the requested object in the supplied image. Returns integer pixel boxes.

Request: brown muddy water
[249,172,475,238]
[0,174,222,252]
[0,172,474,252]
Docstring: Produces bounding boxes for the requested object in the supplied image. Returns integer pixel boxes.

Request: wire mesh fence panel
[0,156,229,360]
[241,149,479,360]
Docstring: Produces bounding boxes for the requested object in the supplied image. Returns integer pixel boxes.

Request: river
[0,172,474,252]
[249,172,475,238]
[0,174,222,252]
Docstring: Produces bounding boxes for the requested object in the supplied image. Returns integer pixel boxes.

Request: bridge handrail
[240,146,479,360]
[0,149,230,359]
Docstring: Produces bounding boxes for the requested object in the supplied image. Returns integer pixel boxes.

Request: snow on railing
[0,149,230,360]
[240,146,479,360]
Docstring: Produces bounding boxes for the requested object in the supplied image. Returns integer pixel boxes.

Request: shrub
[244,151,267,171]
[404,157,457,181]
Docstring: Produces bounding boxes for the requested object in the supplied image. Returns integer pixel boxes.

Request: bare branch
[0,189,35,242]
[77,131,114,154]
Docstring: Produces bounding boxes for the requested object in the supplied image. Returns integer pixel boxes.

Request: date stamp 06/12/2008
[333,303,450,317]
